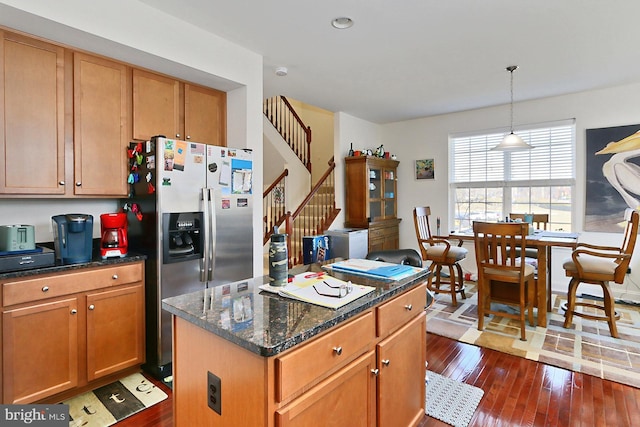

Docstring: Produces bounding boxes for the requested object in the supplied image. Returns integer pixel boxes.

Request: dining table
[450,229,579,327]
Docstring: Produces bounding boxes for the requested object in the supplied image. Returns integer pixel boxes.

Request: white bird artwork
[596,131,640,210]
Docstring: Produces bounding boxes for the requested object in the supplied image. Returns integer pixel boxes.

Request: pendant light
[491,65,533,151]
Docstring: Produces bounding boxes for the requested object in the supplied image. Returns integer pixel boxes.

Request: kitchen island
[162,264,429,427]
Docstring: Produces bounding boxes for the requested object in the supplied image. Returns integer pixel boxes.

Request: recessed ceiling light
[331,17,354,29]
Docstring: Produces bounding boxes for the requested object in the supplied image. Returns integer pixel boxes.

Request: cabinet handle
[71,309,77,315]
[333,346,343,356]
[75,182,82,187]
[186,135,191,140]
[382,359,390,366]
[176,133,181,138]
[59,181,65,186]
[404,304,413,311]
[371,369,379,376]
[88,304,95,310]
[42,286,49,292]
[112,274,118,280]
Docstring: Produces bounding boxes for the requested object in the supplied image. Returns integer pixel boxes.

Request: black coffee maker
[52,214,94,264]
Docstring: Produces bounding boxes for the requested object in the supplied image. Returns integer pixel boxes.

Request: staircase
[263,96,340,267]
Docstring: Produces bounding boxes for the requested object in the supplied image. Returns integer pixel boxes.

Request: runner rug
[426,283,640,389]
[426,370,484,427]
[63,372,167,427]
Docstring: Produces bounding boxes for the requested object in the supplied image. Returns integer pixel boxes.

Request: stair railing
[263,168,289,245]
[284,157,340,266]
[264,95,312,174]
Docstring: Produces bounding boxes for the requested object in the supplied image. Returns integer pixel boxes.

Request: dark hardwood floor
[120,333,640,426]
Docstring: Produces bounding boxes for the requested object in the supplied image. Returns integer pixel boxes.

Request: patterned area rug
[426,283,640,389]
[425,370,484,427]
[64,372,168,426]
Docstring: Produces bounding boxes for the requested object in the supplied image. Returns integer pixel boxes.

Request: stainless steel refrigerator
[125,136,253,380]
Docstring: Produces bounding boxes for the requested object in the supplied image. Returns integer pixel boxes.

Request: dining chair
[508,213,549,259]
[413,207,467,306]
[473,221,536,341]
[562,208,639,338]
[509,213,550,230]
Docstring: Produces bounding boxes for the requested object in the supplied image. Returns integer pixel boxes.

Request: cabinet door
[381,167,397,219]
[3,298,79,404]
[368,165,383,221]
[377,313,426,427]
[86,284,144,381]
[184,83,226,146]
[132,69,181,141]
[276,351,376,427]
[73,52,129,196]
[0,31,65,195]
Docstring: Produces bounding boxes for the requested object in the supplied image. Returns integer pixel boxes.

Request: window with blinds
[450,120,575,232]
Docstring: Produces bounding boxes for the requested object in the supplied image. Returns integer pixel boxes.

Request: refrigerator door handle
[208,187,217,281]
[201,187,210,282]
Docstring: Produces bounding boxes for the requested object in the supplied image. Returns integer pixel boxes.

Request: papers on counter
[259,272,375,309]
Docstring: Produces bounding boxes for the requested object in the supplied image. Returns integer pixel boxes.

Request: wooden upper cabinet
[73,52,129,196]
[185,83,227,146]
[0,31,65,194]
[132,69,180,141]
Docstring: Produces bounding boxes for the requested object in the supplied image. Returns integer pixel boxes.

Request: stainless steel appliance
[51,214,94,264]
[126,137,254,380]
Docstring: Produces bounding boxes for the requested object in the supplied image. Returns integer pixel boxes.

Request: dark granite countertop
[0,252,147,280]
[162,263,429,357]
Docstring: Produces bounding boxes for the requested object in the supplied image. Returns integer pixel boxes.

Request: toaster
[0,225,36,252]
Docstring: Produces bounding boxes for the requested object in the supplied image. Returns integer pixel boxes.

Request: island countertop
[162,263,429,357]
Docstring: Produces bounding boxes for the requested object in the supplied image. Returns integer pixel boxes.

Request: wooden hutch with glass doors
[344,156,400,252]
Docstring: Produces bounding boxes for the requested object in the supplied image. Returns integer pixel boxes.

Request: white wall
[0,0,264,276]
[380,81,640,300]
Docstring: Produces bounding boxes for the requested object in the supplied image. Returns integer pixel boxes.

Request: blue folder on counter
[326,259,421,280]
[362,264,415,278]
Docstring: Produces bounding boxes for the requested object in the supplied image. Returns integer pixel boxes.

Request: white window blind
[450,120,575,231]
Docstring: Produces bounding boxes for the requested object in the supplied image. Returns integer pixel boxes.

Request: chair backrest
[413,207,434,259]
[614,208,639,282]
[509,213,549,230]
[473,221,529,281]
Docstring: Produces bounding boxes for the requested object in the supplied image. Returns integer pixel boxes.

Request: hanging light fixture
[491,65,533,151]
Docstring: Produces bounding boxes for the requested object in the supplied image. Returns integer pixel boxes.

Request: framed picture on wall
[585,124,640,232]
[415,159,435,180]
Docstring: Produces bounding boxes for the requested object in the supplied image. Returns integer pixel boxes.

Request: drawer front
[2,262,143,306]
[276,311,375,402]
[369,227,385,239]
[376,283,426,338]
[369,224,398,239]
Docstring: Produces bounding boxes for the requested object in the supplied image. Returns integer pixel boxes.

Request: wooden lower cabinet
[276,351,377,427]
[2,297,79,404]
[0,261,145,404]
[377,314,426,427]
[368,219,400,252]
[86,285,145,381]
[172,283,426,427]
